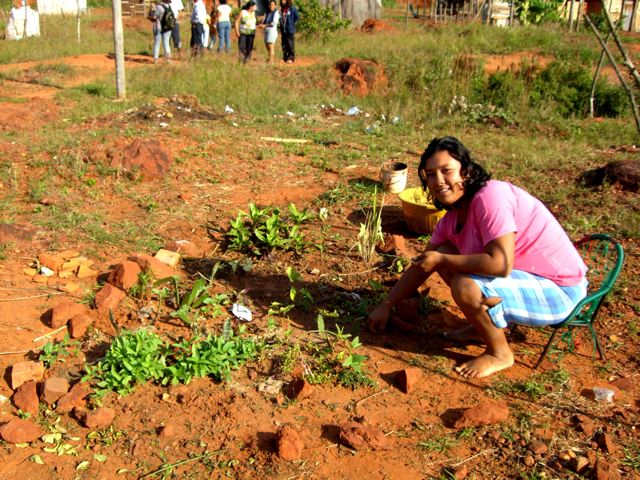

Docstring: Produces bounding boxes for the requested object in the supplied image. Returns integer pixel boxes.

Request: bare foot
[442,325,485,344]
[454,351,514,379]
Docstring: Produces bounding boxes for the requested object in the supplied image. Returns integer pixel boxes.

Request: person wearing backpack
[150,0,174,64]
[278,0,299,63]
[190,0,207,57]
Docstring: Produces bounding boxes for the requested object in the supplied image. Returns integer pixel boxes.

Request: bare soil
[0,48,638,480]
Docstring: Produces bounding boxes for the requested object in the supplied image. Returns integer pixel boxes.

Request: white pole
[112,0,126,99]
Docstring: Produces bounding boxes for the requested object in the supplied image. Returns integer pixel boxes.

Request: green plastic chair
[534,234,625,369]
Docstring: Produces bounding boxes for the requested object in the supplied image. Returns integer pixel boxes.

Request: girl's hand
[367,304,391,333]
[411,251,442,273]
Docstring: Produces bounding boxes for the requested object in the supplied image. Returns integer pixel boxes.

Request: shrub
[297,0,351,38]
[516,0,563,25]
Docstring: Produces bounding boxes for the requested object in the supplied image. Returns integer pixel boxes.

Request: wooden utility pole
[568,0,575,30]
[112,0,126,99]
[76,0,81,43]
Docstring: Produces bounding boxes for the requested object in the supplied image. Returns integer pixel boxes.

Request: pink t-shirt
[430,180,587,286]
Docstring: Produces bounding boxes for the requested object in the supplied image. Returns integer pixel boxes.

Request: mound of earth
[334,57,388,97]
[360,19,394,32]
[582,159,640,193]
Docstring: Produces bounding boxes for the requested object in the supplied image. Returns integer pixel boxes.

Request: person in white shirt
[169,0,184,59]
[215,0,233,53]
[190,0,207,57]
[259,0,280,64]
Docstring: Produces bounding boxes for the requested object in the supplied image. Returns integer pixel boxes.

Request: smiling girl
[368,136,588,378]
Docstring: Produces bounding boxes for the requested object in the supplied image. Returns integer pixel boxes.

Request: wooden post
[568,0,575,30]
[589,31,612,117]
[509,0,514,25]
[576,0,584,30]
[586,14,640,133]
[600,0,640,87]
[112,0,126,99]
[404,0,410,30]
[629,0,638,32]
[76,0,81,43]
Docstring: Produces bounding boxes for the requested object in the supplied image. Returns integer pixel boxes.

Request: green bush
[516,0,563,25]
[297,0,351,37]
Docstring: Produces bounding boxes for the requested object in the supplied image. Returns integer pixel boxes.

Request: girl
[368,137,588,379]
[215,0,233,53]
[235,1,257,64]
[261,0,280,64]
[279,0,299,63]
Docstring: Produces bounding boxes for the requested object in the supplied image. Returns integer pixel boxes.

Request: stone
[594,459,622,480]
[128,253,177,280]
[11,361,45,389]
[587,449,597,467]
[56,382,91,413]
[277,424,304,460]
[524,455,535,467]
[286,378,313,401]
[453,402,509,428]
[113,138,173,181]
[107,261,142,290]
[38,252,63,272]
[395,367,422,394]
[32,275,48,284]
[94,283,126,313]
[334,57,388,97]
[572,414,596,437]
[0,418,44,444]
[58,282,80,293]
[583,159,640,193]
[76,264,98,278]
[594,431,616,454]
[609,377,633,392]
[338,422,389,451]
[74,407,115,429]
[377,234,406,255]
[41,377,70,405]
[68,314,92,339]
[45,301,86,328]
[60,258,82,272]
[59,250,81,260]
[164,240,199,257]
[22,267,37,276]
[159,424,175,437]
[154,249,180,268]
[528,439,548,455]
[12,381,39,416]
[569,456,590,474]
[452,464,468,480]
[360,18,394,33]
[58,270,74,279]
[396,297,421,323]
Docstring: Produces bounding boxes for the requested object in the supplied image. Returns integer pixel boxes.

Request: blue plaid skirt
[470,270,588,329]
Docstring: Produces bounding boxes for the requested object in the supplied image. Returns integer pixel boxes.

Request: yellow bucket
[398,187,446,234]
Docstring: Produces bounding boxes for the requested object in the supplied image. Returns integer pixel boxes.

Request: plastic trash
[346,106,361,116]
[593,387,614,403]
[286,111,295,116]
[391,116,401,125]
[231,303,252,322]
[40,266,54,277]
[159,122,169,128]
[224,105,235,113]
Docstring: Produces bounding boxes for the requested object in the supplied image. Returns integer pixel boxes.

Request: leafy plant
[418,434,459,454]
[83,326,259,397]
[225,203,308,256]
[169,278,230,326]
[354,188,384,265]
[39,334,78,368]
[269,267,314,315]
[487,369,569,400]
[515,0,563,25]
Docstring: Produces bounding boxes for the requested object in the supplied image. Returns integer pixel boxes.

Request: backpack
[160,4,176,33]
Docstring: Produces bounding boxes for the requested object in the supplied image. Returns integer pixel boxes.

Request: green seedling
[39,334,78,368]
[418,434,459,454]
[354,187,384,265]
[288,203,313,224]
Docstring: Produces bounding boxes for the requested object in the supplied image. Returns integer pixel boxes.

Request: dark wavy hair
[418,136,491,211]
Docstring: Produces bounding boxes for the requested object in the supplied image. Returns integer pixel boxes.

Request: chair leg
[534,329,559,369]
[591,325,606,361]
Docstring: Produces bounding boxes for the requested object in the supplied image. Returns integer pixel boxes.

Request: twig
[450,448,496,467]
[599,0,640,88]
[259,136,310,144]
[354,386,390,412]
[0,292,66,302]
[0,323,38,332]
[320,266,380,277]
[140,450,224,478]
[0,350,31,356]
[32,325,67,343]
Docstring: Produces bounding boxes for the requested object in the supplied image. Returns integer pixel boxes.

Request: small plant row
[83,324,259,398]
[225,203,312,256]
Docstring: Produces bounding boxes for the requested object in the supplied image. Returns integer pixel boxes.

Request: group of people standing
[150,0,299,65]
